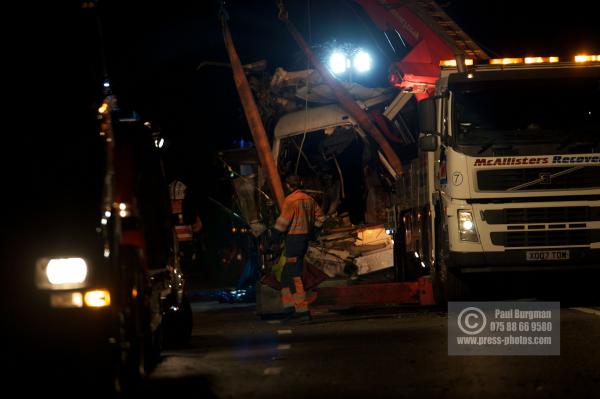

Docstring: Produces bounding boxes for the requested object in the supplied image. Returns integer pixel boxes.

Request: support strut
[276,0,404,177]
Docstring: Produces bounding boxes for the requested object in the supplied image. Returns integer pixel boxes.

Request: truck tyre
[177,295,193,345]
[164,295,193,347]
[394,214,421,282]
[144,319,163,373]
[431,227,447,305]
[112,323,144,397]
[111,246,146,396]
[433,214,471,304]
[445,268,471,302]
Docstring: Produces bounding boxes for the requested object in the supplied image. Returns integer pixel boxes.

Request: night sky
[21,1,599,179]
[10,0,598,284]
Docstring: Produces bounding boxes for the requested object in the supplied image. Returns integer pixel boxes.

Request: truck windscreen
[451,74,600,156]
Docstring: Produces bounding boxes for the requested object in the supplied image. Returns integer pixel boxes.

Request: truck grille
[483,206,600,224]
[490,229,600,247]
[477,167,600,191]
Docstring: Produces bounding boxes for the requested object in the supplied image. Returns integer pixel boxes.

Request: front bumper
[450,248,600,273]
[15,290,118,367]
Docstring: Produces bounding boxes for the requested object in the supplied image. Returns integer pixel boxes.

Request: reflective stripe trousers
[280,234,309,313]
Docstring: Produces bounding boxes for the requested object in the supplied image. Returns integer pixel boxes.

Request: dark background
[11,0,599,288]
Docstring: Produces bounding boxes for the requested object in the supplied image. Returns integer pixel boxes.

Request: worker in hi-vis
[271,175,325,318]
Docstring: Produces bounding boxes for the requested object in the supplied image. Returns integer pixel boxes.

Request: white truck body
[401,61,600,298]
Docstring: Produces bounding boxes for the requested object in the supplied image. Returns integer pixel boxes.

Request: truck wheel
[164,295,193,347]
[431,245,447,304]
[109,301,148,397]
[178,296,194,344]
[433,218,470,304]
[149,321,164,372]
[394,215,421,282]
[111,246,146,396]
[445,269,471,302]
[433,256,470,303]
[432,214,448,304]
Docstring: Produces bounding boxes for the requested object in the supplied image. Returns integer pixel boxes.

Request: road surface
[139,301,600,398]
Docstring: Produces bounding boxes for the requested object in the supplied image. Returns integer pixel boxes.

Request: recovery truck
[413,56,600,301]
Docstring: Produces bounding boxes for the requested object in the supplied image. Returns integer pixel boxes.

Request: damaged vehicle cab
[269,86,406,278]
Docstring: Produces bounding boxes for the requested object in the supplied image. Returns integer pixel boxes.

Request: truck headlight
[458,210,479,242]
[35,257,88,290]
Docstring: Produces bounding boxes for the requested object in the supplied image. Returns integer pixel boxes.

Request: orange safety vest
[274,190,325,235]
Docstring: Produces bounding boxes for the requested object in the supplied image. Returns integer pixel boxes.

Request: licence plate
[526,250,569,261]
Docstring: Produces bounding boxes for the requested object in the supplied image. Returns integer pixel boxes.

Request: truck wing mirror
[417,97,438,135]
[419,134,438,152]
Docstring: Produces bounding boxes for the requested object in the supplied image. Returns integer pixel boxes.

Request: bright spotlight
[154,137,164,148]
[329,52,347,74]
[353,50,372,72]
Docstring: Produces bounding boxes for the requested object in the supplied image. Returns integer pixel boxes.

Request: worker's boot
[291,277,311,321]
[280,287,294,316]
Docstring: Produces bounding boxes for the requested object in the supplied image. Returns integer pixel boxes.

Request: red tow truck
[8,93,192,395]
